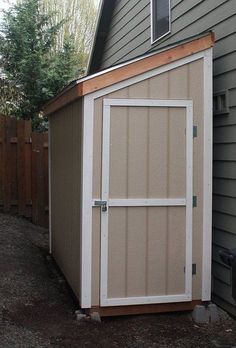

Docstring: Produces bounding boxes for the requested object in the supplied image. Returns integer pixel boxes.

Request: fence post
[32,133,46,227]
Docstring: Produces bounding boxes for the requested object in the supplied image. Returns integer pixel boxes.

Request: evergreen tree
[0,0,78,130]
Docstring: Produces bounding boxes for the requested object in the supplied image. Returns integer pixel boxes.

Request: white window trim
[150,0,171,45]
[79,49,213,308]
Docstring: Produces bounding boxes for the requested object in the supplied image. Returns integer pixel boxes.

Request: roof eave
[44,32,215,117]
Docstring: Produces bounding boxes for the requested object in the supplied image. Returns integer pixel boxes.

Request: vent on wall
[213,90,229,116]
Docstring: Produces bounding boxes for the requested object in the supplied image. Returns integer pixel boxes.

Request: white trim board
[100,99,193,307]
[92,198,186,207]
[80,95,94,308]
[202,48,213,301]
[80,49,213,308]
[48,120,52,254]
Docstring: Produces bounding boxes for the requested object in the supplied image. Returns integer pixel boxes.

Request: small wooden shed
[44,33,214,317]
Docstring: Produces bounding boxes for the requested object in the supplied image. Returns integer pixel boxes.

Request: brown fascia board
[44,32,215,116]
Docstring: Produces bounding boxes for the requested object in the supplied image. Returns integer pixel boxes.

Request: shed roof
[44,32,214,116]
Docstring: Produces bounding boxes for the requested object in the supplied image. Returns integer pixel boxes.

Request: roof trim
[44,32,215,116]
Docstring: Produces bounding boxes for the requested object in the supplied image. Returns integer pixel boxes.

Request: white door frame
[100,98,193,307]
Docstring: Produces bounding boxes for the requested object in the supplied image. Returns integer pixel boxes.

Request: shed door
[99,98,193,307]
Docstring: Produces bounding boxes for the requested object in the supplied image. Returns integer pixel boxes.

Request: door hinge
[193,126,198,138]
[184,264,197,275]
[193,196,197,207]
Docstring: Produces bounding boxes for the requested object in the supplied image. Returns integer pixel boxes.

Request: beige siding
[50,99,82,301]
[92,59,204,306]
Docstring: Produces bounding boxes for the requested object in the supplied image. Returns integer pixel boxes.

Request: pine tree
[0,0,78,130]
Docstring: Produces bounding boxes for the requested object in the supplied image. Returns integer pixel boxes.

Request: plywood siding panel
[147,207,168,296]
[167,207,186,294]
[50,99,82,300]
[108,207,127,298]
[109,107,128,199]
[127,207,147,297]
[168,109,186,198]
[93,98,103,199]
[148,107,168,198]
[168,65,188,99]
[127,107,148,198]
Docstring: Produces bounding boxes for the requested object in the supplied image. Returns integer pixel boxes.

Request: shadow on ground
[0,213,236,347]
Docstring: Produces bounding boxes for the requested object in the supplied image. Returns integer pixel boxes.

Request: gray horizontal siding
[100,0,236,69]
[213,211,236,235]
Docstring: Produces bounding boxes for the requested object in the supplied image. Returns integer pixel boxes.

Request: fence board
[17,120,26,215]
[0,115,48,227]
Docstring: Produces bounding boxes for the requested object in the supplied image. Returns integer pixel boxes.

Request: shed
[44,33,214,317]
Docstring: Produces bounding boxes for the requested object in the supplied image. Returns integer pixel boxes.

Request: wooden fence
[0,115,48,227]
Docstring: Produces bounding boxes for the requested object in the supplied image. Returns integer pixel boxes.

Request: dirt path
[0,213,236,347]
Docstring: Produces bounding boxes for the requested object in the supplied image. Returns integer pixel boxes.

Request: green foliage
[0,0,79,130]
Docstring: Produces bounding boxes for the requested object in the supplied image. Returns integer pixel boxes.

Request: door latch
[94,200,107,212]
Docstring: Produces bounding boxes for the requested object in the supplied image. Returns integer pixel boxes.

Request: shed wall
[91,59,204,306]
[50,99,82,301]
[94,0,236,316]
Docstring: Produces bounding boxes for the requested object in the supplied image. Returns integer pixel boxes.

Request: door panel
[100,99,193,307]
[107,206,186,299]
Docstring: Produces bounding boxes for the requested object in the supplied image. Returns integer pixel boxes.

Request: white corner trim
[202,48,213,301]
[80,95,94,308]
[48,120,52,254]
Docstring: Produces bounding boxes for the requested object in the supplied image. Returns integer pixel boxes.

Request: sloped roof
[44,32,214,116]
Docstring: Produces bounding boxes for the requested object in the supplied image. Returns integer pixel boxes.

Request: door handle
[94,200,107,212]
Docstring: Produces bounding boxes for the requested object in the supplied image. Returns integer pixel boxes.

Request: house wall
[97,0,236,316]
[91,59,204,306]
[49,99,83,301]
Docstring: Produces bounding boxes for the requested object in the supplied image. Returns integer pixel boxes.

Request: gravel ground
[0,213,236,347]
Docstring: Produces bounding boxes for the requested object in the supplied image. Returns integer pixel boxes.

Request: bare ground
[0,213,236,347]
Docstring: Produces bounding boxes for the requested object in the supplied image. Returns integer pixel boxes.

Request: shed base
[85,300,203,317]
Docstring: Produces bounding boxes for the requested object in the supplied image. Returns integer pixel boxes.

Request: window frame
[151,0,171,45]
[213,90,229,116]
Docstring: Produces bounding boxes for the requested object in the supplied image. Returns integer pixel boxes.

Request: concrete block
[208,303,219,323]
[75,309,83,315]
[90,312,101,323]
[76,313,86,321]
[192,305,209,324]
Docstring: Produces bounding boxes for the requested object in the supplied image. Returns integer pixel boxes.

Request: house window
[151,0,171,44]
[213,91,229,116]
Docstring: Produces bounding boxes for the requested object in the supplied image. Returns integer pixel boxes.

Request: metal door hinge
[193,196,197,207]
[94,200,107,212]
[184,264,197,275]
[193,126,198,138]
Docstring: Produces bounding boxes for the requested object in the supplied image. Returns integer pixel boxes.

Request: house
[88,0,236,316]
